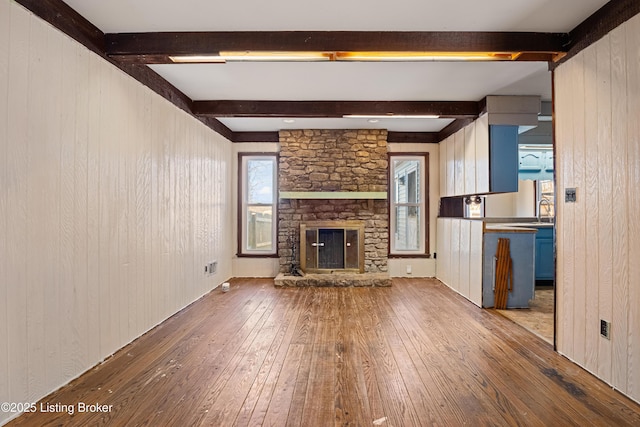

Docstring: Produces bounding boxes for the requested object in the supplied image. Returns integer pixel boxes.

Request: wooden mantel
[279,191,387,200]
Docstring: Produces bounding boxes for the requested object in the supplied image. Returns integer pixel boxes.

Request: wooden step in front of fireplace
[274,272,391,287]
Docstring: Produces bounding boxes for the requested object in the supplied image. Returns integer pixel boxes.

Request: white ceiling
[62,0,611,134]
[63,0,608,33]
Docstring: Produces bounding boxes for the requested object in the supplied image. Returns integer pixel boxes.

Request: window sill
[388,253,432,259]
[236,253,280,258]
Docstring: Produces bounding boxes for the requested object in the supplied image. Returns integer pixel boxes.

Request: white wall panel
[0,2,234,423]
[454,130,465,196]
[555,13,640,403]
[459,220,471,298]
[626,14,640,400]
[439,136,447,197]
[475,114,490,194]
[610,24,630,392]
[0,0,10,408]
[445,136,455,197]
[59,25,79,390]
[26,14,51,401]
[5,2,30,406]
[468,221,484,307]
[436,218,482,306]
[571,50,586,367]
[464,122,476,195]
[554,59,567,353]
[582,43,600,374]
[595,35,613,384]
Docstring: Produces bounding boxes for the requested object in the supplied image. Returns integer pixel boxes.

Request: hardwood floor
[7,278,640,426]
[496,288,555,345]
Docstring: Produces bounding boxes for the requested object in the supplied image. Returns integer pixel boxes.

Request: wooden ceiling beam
[387,132,440,144]
[553,0,640,68]
[437,118,475,141]
[105,31,568,63]
[193,100,481,119]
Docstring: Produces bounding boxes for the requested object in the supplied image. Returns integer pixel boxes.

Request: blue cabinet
[534,227,554,281]
[489,125,519,193]
[518,148,554,181]
[482,230,536,308]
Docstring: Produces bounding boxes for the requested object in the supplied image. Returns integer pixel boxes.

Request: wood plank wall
[555,12,640,402]
[436,218,483,307]
[0,1,234,423]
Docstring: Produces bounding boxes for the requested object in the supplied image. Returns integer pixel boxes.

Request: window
[389,154,429,256]
[238,154,278,256]
[536,179,555,219]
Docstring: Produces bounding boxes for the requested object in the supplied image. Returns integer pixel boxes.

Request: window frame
[388,153,430,257]
[237,153,279,257]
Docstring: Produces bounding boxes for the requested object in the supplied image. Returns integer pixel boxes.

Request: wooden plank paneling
[559,56,576,359]
[43,21,64,394]
[571,50,586,367]
[59,30,80,386]
[150,98,161,326]
[454,130,465,196]
[469,221,484,307]
[475,114,490,194]
[99,65,117,358]
[582,44,600,374]
[0,2,235,422]
[555,15,640,402]
[436,219,445,284]
[450,219,461,294]
[553,66,565,352]
[458,220,471,299]
[626,14,640,400]
[26,15,49,401]
[595,34,613,384]
[0,0,10,407]
[136,85,152,335]
[610,24,630,392]
[445,136,455,197]
[72,43,91,376]
[439,141,446,197]
[86,53,102,367]
[464,121,477,195]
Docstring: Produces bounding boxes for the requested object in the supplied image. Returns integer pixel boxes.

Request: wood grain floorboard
[7,278,640,427]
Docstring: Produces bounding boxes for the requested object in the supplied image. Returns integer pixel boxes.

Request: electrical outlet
[565,187,577,203]
[406,265,412,274]
[600,319,611,340]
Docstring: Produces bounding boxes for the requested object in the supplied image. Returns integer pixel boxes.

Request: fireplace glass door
[301,221,364,273]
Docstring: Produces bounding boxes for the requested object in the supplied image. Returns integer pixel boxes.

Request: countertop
[484,222,553,233]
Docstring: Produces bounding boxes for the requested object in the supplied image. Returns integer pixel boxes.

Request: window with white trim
[239,154,278,256]
[389,154,428,256]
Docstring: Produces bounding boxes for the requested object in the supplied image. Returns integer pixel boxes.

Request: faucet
[537,198,552,223]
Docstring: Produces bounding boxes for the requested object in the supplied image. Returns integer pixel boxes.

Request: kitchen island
[436,218,542,309]
[482,224,536,308]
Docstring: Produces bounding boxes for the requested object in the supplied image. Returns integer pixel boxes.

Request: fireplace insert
[300,221,365,273]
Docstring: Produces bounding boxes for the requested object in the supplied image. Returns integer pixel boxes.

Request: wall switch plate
[565,188,577,203]
[600,319,611,340]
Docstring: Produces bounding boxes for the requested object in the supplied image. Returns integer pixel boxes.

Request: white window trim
[389,154,427,255]
[239,154,278,256]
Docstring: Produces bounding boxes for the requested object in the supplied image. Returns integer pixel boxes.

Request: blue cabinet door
[489,125,519,193]
[534,228,554,280]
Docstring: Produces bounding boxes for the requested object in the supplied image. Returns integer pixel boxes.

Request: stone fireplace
[277,129,390,281]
